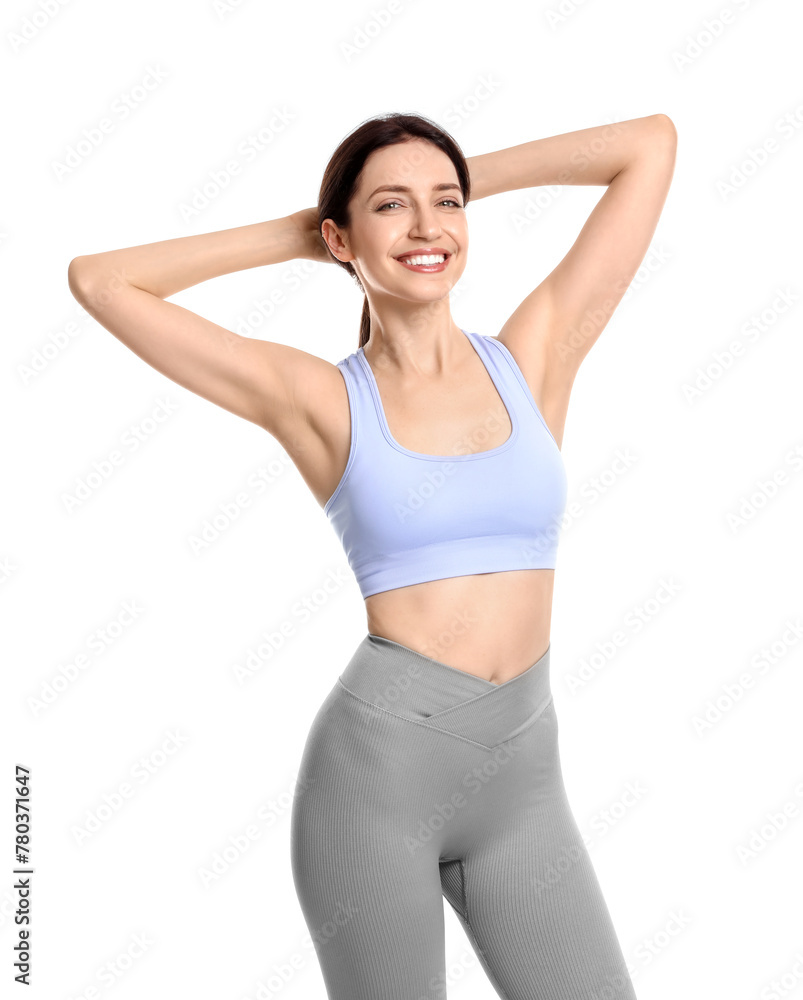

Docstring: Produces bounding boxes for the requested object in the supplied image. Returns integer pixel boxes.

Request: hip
[294,634,562,817]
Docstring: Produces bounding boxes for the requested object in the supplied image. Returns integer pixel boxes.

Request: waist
[365,568,553,681]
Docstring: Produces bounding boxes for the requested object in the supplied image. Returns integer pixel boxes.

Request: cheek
[359,241,401,282]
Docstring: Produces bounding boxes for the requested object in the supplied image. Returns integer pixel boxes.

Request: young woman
[68,111,676,1000]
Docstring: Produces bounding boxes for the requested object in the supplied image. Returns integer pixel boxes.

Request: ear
[321,218,352,262]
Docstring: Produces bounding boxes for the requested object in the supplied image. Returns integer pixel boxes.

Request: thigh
[290,681,449,1000]
[458,701,638,1000]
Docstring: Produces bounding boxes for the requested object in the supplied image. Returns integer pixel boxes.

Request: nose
[409,205,442,238]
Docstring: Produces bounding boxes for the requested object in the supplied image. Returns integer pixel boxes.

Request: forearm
[466,114,675,200]
[69,213,307,301]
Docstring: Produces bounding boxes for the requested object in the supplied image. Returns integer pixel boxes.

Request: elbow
[67,256,90,301]
[67,255,101,303]
[651,113,678,144]
[68,255,135,307]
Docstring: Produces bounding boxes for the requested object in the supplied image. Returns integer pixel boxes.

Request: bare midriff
[364,567,554,685]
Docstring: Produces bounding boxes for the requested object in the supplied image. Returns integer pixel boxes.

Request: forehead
[357,139,458,193]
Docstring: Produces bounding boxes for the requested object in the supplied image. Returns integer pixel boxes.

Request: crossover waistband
[338,634,553,750]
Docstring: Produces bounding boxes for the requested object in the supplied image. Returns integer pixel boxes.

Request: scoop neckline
[356,328,519,462]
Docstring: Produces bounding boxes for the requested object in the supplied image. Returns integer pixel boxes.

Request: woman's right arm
[67,209,333,440]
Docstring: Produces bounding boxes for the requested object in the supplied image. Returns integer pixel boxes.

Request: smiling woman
[68,108,676,999]
[315,114,472,349]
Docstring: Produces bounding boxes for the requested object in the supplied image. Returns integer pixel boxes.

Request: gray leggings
[290,634,637,1000]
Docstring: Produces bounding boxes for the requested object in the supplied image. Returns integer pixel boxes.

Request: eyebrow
[367,183,462,200]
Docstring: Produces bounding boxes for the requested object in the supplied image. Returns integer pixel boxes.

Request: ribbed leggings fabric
[290,634,637,1000]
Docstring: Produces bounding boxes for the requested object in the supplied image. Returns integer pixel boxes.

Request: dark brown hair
[317,112,471,349]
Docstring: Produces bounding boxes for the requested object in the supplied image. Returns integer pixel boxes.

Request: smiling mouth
[395,252,451,272]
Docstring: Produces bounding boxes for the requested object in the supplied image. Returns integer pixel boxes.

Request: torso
[281,330,570,686]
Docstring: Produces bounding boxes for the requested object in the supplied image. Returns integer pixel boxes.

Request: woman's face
[326,138,468,303]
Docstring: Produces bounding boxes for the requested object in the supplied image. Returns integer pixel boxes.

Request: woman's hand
[290,207,333,264]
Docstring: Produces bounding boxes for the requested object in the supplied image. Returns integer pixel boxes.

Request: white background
[3,0,802,998]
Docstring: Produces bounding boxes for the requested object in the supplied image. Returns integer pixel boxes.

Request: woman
[68,111,676,999]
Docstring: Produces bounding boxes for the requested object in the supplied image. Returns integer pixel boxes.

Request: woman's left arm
[465,114,677,436]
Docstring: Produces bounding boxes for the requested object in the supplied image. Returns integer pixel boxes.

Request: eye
[377,198,463,211]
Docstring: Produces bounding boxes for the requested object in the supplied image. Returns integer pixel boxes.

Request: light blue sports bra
[324,329,568,599]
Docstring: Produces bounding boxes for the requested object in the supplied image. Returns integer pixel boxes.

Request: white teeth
[399,254,446,266]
